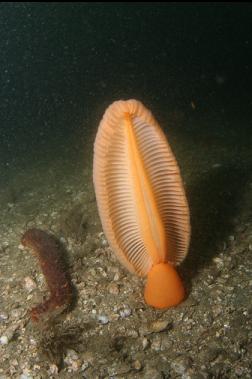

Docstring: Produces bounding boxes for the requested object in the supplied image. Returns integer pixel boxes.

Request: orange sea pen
[93,100,190,308]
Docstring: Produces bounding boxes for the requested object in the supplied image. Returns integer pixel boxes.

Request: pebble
[2,241,9,249]
[1,324,20,343]
[149,320,171,333]
[81,362,89,372]
[107,282,119,295]
[132,360,142,370]
[98,232,108,247]
[100,237,108,247]
[64,349,81,371]
[10,308,23,319]
[140,320,171,336]
[98,314,109,324]
[107,362,130,376]
[171,356,191,375]
[213,257,223,266]
[142,337,149,350]
[113,272,120,281]
[200,343,222,362]
[0,312,8,322]
[0,335,9,345]
[119,306,132,318]
[151,335,162,351]
[212,305,223,317]
[110,313,120,321]
[212,163,222,168]
[59,236,67,244]
[48,364,58,375]
[143,367,164,379]
[126,329,138,338]
[160,335,173,350]
[69,360,81,371]
[24,276,37,292]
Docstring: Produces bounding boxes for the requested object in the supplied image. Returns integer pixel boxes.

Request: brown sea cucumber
[21,228,73,322]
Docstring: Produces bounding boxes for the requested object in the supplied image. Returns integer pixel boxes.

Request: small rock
[81,362,89,372]
[113,272,120,281]
[139,324,150,336]
[110,313,120,321]
[98,315,109,324]
[212,163,222,169]
[10,308,23,319]
[149,320,172,333]
[24,276,37,292]
[10,359,18,367]
[107,283,119,295]
[143,367,164,379]
[100,238,108,247]
[1,324,19,342]
[119,306,132,318]
[171,356,191,375]
[126,329,138,338]
[207,344,222,362]
[212,304,223,317]
[132,360,142,370]
[160,334,173,350]
[151,335,162,351]
[48,364,58,375]
[183,296,199,307]
[64,349,80,370]
[107,363,131,376]
[59,236,67,244]
[213,257,223,266]
[142,337,149,350]
[70,360,81,371]
[81,351,95,366]
[0,312,8,322]
[140,320,172,336]
[98,232,108,247]
[19,375,33,379]
[0,335,9,345]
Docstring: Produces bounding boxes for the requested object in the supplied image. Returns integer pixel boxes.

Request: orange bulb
[144,263,185,309]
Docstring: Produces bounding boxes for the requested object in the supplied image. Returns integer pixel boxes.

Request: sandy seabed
[0,112,252,379]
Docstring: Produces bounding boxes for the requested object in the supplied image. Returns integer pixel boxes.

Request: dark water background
[0,3,252,183]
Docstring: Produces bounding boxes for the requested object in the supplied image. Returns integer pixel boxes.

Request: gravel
[0,122,252,378]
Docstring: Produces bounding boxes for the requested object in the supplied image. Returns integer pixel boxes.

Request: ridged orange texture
[93,99,190,308]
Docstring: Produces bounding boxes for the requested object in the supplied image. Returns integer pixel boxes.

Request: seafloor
[0,109,252,379]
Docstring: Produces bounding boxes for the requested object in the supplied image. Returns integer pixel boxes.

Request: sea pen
[93,99,190,308]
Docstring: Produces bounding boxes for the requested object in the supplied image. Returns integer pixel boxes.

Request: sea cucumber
[21,228,73,322]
